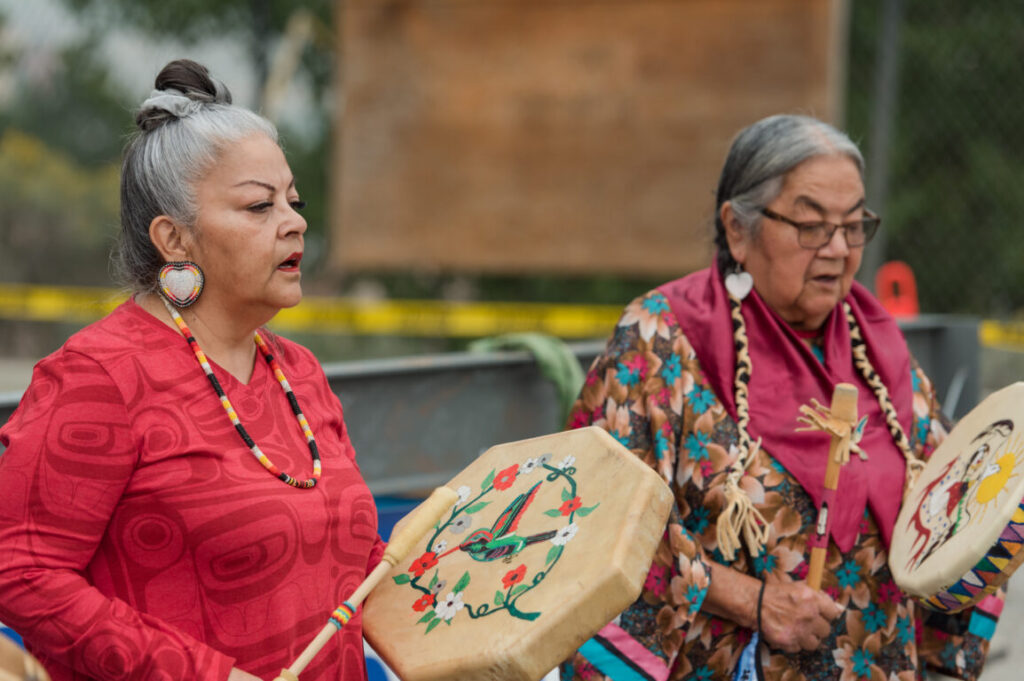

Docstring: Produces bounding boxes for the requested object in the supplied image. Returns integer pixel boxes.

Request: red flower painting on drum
[412,593,436,612]
[502,564,527,590]
[408,551,438,577]
[559,496,583,516]
[493,464,520,491]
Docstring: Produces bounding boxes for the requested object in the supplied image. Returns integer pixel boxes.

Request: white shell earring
[724,264,753,301]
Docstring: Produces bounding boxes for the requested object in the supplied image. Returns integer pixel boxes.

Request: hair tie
[140,88,203,120]
[211,78,232,105]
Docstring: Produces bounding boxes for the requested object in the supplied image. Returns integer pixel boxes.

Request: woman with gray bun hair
[561,114,1000,680]
[0,59,384,681]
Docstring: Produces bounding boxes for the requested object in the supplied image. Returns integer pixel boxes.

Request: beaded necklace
[161,298,322,488]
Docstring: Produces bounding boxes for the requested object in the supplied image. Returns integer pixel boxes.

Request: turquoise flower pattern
[851,648,875,678]
[836,559,862,589]
[685,505,710,535]
[688,665,713,681]
[558,289,997,681]
[752,552,778,577]
[897,614,914,645]
[661,353,683,383]
[615,358,644,388]
[654,429,670,460]
[684,432,711,461]
[687,386,715,415]
[862,603,886,633]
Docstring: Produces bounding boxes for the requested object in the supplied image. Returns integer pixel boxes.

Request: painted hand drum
[0,634,51,681]
[890,382,1024,612]
[362,426,673,681]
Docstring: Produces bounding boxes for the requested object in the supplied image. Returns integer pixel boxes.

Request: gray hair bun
[135,59,233,132]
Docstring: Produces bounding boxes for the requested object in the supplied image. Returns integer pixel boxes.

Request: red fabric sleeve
[320,379,387,574]
[0,350,236,681]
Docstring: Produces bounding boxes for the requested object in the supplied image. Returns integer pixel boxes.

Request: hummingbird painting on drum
[438,481,557,562]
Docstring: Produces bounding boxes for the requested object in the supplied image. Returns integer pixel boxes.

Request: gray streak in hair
[713,114,865,274]
[117,65,278,294]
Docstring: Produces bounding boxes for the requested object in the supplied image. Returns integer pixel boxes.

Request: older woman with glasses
[561,115,1000,681]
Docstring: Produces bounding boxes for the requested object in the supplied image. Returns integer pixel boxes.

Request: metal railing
[0,318,981,493]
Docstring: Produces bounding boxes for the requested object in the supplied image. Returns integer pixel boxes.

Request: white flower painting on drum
[551,522,579,546]
[520,457,539,475]
[434,592,465,621]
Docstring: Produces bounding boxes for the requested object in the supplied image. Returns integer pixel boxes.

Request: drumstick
[805,383,858,591]
[273,486,459,681]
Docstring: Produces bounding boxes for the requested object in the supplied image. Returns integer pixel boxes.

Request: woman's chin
[280,293,303,309]
[273,284,304,309]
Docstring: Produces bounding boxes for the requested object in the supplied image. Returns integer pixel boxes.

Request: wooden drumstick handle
[274,486,458,681]
[806,383,858,591]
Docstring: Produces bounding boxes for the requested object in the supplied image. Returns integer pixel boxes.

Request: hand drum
[890,382,1024,612]
[362,426,673,681]
[0,634,50,681]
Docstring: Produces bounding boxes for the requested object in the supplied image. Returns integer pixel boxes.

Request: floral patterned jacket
[559,290,1000,681]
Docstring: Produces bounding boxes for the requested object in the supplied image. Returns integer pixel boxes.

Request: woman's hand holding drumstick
[704,562,842,653]
[696,386,859,654]
[272,487,459,681]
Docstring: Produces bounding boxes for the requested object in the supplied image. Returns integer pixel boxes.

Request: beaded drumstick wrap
[330,602,356,629]
[721,295,923,560]
[161,299,322,488]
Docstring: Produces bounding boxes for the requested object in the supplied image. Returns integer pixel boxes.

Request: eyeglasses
[759,207,881,249]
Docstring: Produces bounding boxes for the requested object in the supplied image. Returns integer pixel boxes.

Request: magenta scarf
[659,264,913,551]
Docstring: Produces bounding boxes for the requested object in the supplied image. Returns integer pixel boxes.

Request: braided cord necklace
[162,298,322,488]
[717,293,920,560]
[843,301,923,491]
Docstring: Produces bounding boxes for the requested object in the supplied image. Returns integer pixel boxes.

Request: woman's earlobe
[148,215,190,262]
[720,202,748,266]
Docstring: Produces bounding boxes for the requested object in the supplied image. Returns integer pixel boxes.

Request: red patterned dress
[0,299,384,681]
[559,288,1000,681]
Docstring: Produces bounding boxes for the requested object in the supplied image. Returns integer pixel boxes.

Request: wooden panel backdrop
[330,0,847,277]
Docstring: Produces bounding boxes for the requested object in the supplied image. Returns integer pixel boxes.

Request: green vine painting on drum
[391,453,600,634]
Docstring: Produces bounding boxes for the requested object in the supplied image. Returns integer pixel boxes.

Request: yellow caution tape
[980,320,1024,351]
[0,284,123,322]
[1,284,1021,348]
[0,284,623,339]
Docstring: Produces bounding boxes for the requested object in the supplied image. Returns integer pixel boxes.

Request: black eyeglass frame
[759,207,881,250]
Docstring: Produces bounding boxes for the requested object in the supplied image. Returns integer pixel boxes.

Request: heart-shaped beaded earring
[158,261,205,307]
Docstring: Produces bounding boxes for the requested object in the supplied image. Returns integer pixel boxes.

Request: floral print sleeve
[560,292,713,681]
[909,362,1002,681]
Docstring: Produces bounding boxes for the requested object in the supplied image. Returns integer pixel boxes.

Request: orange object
[876,261,920,318]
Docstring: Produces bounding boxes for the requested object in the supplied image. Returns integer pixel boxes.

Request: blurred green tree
[846,0,1024,316]
[2,1,337,276]
[0,129,119,285]
[0,39,131,167]
[62,0,334,118]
